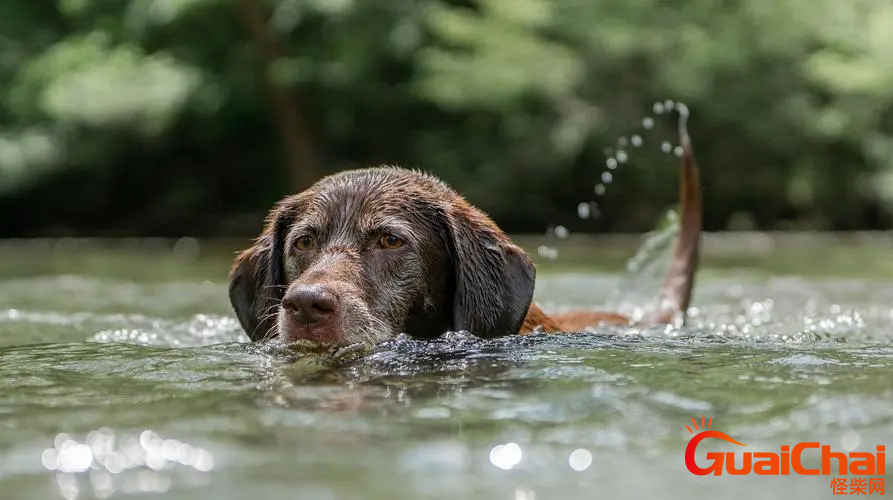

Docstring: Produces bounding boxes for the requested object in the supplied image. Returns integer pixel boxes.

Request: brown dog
[228,113,701,346]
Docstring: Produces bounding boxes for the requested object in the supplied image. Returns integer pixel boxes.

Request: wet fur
[229,112,702,345]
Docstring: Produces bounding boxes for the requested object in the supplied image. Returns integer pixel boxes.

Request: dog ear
[228,202,295,341]
[444,200,536,338]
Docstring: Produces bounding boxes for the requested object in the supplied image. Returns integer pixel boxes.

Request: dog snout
[282,284,339,324]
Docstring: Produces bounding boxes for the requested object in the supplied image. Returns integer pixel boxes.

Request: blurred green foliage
[1,0,892,236]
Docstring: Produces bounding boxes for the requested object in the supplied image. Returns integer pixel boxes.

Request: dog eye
[295,235,315,251]
[379,234,404,249]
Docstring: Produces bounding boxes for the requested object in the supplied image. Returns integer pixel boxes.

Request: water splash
[590,99,686,204]
[543,100,690,258]
[90,314,245,347]
[541,100,694,323]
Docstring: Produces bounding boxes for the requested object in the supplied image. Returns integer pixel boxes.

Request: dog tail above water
[652,104,703,325]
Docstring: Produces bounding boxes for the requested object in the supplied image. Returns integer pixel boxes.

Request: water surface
[1,235,892,499]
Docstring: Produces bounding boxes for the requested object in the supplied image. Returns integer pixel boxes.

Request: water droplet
[616,150,629,164]
[601,172,613,183]
[57,443,93,473]
[663,99,675,111]
[642,117,655,130]
[606,158,618,169]
[661,141,672,154]
[653,102,665,114]
[594,184,606,196]
[536,246,559,261]
[674,145,684,157]
[618,136,629,147]
[41,449,58,470]
[193,449,215,472]
[568,448,593,472]
[840,430,861,451]
[631,135,643,147]
[489,442,523,470]
[577,202,591,219]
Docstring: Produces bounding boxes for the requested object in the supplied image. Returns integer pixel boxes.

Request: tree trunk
[237,0,322,192]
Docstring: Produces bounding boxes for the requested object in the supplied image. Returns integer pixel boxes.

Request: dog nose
[282,285,338,324]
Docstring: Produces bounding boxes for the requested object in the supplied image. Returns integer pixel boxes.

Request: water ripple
[1,272,893,499]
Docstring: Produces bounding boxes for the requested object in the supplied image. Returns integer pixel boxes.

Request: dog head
[228,166,536,346]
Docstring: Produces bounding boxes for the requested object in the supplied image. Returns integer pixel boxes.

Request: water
[540,101,688,262]
[1,235,892,499]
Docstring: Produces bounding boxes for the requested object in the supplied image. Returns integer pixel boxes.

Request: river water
[0,235,891,499]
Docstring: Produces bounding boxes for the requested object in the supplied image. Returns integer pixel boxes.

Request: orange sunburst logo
[685,415,712,434]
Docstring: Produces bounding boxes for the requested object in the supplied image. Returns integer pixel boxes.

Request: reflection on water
[0,236,892,499]
[42,429,214,498]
